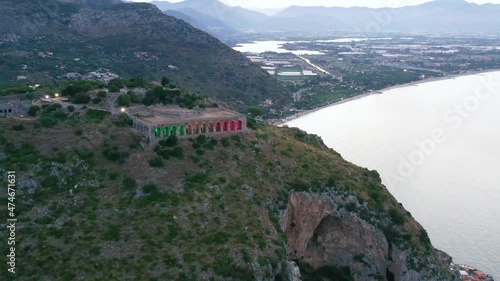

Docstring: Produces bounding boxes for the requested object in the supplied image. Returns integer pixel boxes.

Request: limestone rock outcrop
[280,192,457,281]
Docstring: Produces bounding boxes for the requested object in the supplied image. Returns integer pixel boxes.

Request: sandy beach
[277,68,500,125]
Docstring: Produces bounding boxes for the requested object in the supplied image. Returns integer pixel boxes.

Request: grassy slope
[0,113,451,280]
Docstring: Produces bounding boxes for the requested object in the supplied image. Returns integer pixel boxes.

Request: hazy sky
[133,0,500,10]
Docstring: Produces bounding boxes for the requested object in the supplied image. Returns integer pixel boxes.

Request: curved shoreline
[277,68,500,126]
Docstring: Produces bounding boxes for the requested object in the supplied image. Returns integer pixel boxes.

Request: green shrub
[149,157,164,168]
[170,147,184,159]
[108,172,120,180]
[28,106,41,117]
[248,107,262,117]
[53,111,67,120]
[92,97,103,104]
[183,252,196,263]
[86,109,109,123]
[96,91,107,98]
[44,103,63,112]
[206,138,217,150]
[40,115,58,128]
[117,94,131,107]
[75,129,83,136]
[196,134,207,144]
[161,76,169,86]
[113,113,133,127]
[108,85,120,93]
[75,148,93,160]
[418,229,431,246]
[231,135,241,143]
[67,105,75,112]
[73,93,91,104]
[221,138,230,147]
[102,225,121,241]
[143,184,158,194]
[389,207,407,226]
[127,91,140,103]
[102,147,127,162]
[247,117,258,130]
[11,124,24,131]
[123,177,137,190]
[108,78,126,89]
[160,135,178,147]
[41,175,59,188]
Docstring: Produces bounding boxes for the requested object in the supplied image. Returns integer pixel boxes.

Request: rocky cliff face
[280,192,458,281]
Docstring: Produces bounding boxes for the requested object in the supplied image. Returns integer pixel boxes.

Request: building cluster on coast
[454,264,495,281]
[246,53,319,78]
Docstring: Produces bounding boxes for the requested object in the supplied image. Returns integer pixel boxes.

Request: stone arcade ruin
[129,106,247,141]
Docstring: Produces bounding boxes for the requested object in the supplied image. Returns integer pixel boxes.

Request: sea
[284,71,500,279]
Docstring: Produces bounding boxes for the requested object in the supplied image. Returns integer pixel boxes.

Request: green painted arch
[178,125,184,136]
[170,125,177,136]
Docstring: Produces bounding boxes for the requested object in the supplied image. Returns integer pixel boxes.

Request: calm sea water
[285,71,500,279]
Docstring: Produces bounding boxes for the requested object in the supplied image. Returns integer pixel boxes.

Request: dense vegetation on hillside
[0,110,456,280]
[0,0,289,110]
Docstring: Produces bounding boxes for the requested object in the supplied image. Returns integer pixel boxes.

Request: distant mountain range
[151,0,500,34]
[163,8,238,37]
[0,0,288,108]
[150,0,269,31]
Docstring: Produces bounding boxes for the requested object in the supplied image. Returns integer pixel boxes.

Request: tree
[127,78,145,88]
[96,91,107,98]
[117,94,131,107]
[108,85,120,93]
[108,78,125,89]
[161,76,170,87]
[248,107,262,117]
[28,106,41,117]
[73,93,91,104]
[142,95,155,106]
[127,91,140,103]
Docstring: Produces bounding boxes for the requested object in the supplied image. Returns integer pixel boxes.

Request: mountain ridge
[0,0,289,109]
[150,0,500,33]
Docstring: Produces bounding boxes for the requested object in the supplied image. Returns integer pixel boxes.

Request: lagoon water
[232,38,394,55]
[233,40,324,55]
[285,71,500,279]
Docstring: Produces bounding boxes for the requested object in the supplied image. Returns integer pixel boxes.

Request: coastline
[276,68,500,125]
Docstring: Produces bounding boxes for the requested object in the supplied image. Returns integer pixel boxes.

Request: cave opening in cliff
[386,268,395,281]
